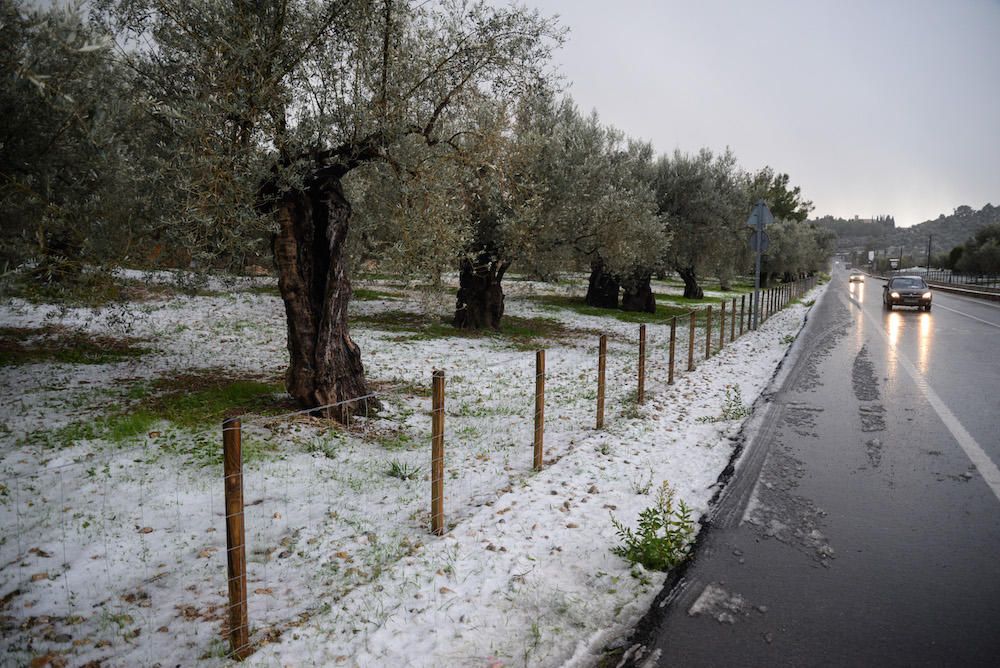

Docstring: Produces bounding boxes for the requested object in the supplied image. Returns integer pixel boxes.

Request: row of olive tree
[3,1,828,422]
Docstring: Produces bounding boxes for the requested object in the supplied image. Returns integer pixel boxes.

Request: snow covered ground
[0,273,824,667]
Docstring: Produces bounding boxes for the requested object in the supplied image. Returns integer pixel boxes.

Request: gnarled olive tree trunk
[453,254,509,330]
[677,266,704,299]
[271,168,378,421]
[586,259,620,309]
[621,270,655,313]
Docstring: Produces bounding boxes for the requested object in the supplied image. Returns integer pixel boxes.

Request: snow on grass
[0,276,825,666]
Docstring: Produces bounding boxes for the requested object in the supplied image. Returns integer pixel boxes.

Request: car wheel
[925,304,931,312]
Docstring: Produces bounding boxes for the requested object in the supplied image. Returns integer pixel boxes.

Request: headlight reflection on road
[849,281,864,304]
[887,311,902,347]
[885,311,903,382]
[917,311,933,374]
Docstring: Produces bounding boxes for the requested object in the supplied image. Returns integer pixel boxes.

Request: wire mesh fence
[1,277,817,663]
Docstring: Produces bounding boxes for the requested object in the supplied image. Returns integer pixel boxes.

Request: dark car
[883,276,932,311]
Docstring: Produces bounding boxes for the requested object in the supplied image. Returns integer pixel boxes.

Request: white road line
[842,293,1000,504]
[931,302,1000,329]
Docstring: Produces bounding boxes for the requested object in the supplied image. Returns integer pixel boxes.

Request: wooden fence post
[637,325,646,405]
[687,312,696,371]
[668,316,677,385]
[533,350,545,470]
[596,335,607,429]
[740,294,746,335]
[719,301,726,349]
[704,305,713,358]
[730,297,736,342]
[431,369,445,535]
[223,418,250,660]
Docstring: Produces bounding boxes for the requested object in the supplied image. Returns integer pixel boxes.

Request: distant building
[851,215,895,229]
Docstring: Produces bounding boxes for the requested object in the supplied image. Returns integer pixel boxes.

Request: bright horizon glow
[519,0,1000,227]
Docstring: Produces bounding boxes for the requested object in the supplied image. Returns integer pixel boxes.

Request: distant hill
[812,204,999,258]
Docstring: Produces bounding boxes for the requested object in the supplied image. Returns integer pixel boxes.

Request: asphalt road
[624,268,1000,667]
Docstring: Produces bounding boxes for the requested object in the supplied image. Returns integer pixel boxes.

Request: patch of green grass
[0,327,150,367]
[29,376,286,464]
[245,284,280,296]
[143,377,285,429]
[378,379,431,398]
[656,292,726,304]
[0,269,210,306]
[353,288,404,301]
[532,295,694,324]
[378,430,417,450]
[357,310,574,348]
[355,271,409,284]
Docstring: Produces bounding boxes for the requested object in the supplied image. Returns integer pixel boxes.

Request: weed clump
[697,385,751,423]
[385,459,421,480]
[611,482,694,572]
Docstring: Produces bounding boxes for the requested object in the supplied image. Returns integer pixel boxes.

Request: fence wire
[1,278,817,664]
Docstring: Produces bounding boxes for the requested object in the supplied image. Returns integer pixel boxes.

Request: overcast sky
[520,0,1000,227]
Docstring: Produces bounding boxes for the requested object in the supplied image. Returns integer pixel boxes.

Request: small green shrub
[696,385,751,423]
[386,459,421,480]
[611,482,694,572]
[720,385,750,420]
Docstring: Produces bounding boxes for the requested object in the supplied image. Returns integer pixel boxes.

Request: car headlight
[922,292,932,299]
[890,292,900,298]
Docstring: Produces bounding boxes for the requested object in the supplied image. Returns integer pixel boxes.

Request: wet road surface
[626,269,1000,667]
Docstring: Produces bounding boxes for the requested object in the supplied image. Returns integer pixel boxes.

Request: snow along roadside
[249,282,828,668]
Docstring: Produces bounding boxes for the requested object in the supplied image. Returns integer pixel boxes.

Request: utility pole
[925,235,932,276]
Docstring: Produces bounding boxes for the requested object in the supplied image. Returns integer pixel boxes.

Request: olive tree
[100,0,563,419]
[653,148,744,299]
[1,1,159,279]
[498,96,667,313]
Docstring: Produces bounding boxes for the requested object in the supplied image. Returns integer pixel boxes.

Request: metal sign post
[747,199,773,330]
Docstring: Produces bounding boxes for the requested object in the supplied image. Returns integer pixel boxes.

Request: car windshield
[891,278,926,289]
